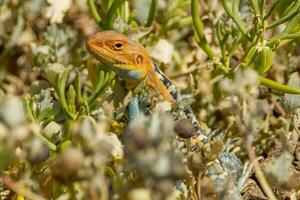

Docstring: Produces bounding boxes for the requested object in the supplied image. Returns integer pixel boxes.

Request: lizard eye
[113,42,123,51]
[136,55,142,65]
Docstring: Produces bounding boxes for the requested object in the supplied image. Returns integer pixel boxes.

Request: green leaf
[245,46,256,66]
[267,1,300,29]
[88,70,115,106]
[36,89,53,112]
[267,12,300,47]
[284,12,300,34]
[105,0,125,29]
[55,69,75,119]
[67,85,76,115]
[22,97,35,123]
[274,0,297,17]
[87,0,102,25]
[34,89,56,121]
[145,0,159,27]
[221,0,249,39]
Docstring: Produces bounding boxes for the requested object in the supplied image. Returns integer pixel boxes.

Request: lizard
[86,30,246,199]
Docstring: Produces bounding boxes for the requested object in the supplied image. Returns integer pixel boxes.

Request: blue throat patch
[111,64,145,81]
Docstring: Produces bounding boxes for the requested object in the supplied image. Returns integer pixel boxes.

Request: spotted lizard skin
[152,63,243,199]
[127,63,243,199]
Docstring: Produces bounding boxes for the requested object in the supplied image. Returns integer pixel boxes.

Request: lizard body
[86,31,243,199]
[87,31,204,137]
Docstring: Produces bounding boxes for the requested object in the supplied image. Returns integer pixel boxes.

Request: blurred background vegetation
[1,0,300,199]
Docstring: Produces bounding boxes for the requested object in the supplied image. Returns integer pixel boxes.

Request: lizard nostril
[97,41,103,46]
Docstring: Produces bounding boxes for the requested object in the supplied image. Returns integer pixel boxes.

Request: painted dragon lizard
[86,30,246,199]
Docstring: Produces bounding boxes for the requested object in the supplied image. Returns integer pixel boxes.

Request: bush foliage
[1,0,300,199]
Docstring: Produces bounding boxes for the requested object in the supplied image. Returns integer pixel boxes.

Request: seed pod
[174,119,195,138]
[124,127,151,151]
[42,121,63,144]
[245,46,273,74]
[187,153,206,175]
[26,138,50,164]
[153,180,174,198]
[51,148,84,183]
[254,46,273,73]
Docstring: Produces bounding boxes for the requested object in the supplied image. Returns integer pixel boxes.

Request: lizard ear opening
[136,55,142,65]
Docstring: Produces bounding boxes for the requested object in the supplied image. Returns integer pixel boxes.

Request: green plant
[192,0,300,94]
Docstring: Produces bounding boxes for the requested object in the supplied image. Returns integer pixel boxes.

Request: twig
[270,96,286,116]
[98,178,109,200]
[1,176,46,200]
[197,172,202,200]
[169,63,208,79]
[246,141,277,200]
[89,184,99,200]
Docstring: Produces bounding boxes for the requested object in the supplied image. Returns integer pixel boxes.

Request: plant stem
[250,0,260,16]
[36,133,57,151]
[264,0,279,19]
[221,0,249,39]
[22,97,35,123]
[266,9,298,29]
[87,0,102,25]
[260,76,300,94]
[106,0,125,29]
[75,72,83,105]
[191,0,215,60]
[146,0,159,27]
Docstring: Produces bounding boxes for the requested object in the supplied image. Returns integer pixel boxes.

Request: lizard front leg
[128,94,140,121]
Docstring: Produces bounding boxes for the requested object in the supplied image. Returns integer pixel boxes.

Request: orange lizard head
[86,31,151,84]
